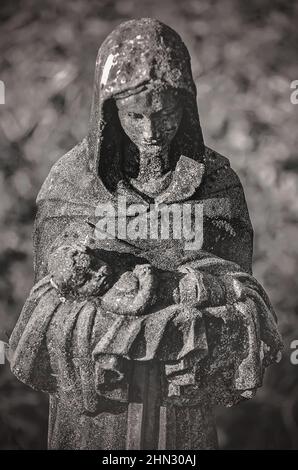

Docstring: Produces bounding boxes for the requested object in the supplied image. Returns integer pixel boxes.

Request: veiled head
[88,18,205,191]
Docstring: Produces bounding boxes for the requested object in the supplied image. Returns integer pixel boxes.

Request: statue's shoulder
[37,139,88,203]
[204,146,231,174]
[202,146,243,194]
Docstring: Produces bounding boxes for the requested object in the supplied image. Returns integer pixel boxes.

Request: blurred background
[0,0,297,449]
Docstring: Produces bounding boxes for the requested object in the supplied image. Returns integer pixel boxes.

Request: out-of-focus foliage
[0,0,297,449]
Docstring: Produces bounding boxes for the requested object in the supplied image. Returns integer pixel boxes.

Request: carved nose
[143,118,159,142]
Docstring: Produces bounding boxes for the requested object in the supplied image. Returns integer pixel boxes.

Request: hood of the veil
[87,18,205,193]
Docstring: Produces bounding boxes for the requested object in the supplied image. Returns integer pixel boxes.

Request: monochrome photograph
[0,0,297,454]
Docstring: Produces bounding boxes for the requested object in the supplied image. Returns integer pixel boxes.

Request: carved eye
[161,108,176,118]
[128,112,143,119]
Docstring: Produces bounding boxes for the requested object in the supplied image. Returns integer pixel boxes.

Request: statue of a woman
[9,18,282,450]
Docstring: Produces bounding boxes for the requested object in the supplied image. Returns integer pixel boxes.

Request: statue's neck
[137,148,170,182]
[122,144,173,197]
[123,144,171,182]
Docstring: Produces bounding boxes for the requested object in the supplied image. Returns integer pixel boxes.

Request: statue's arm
[175,180,254,307]
[33,208,114,299]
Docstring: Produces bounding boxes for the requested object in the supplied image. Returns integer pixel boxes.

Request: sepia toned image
[0,0,297,451]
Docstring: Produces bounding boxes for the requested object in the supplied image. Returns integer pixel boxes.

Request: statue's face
[116,87,183,151]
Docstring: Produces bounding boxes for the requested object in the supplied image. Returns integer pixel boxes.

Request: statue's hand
[101,264,156,316]
[178,269,227,307]
[48,244,113,299]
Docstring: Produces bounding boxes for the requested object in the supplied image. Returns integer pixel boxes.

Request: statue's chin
[138,142,167,155]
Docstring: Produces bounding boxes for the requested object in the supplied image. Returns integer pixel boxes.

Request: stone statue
[9,18,283,450]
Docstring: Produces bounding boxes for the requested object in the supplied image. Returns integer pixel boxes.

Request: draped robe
[9,18,282,450]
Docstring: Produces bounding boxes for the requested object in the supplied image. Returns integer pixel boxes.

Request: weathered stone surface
[9,18,282,450]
